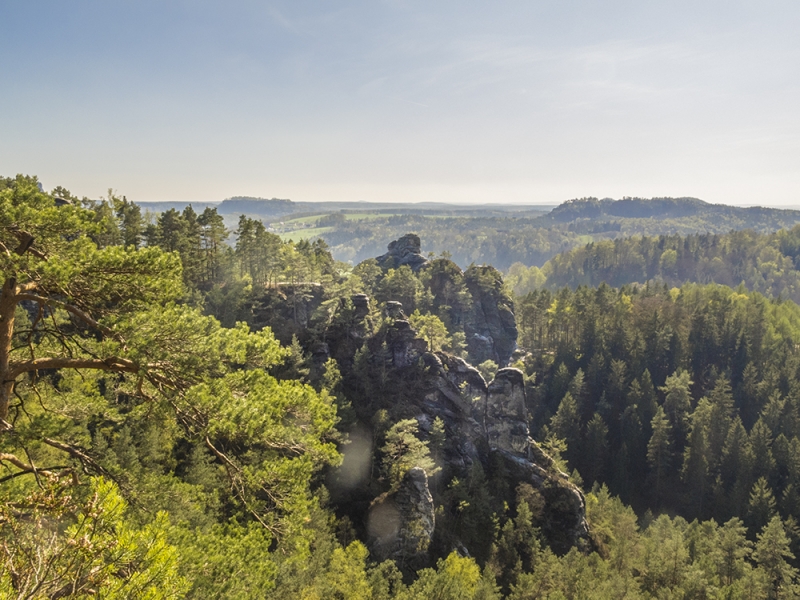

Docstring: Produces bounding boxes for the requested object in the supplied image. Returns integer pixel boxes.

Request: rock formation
[250,267,589,561]
[368,467,436,572]
[251,283,325,344]
[384,300,406,320]
[374,238,519,365]
[361,317,590,556]
[463,265,518,366]
[376,233,428,272]
[484,368,531,455]
[385,320,428,368]
[352,293,371,321]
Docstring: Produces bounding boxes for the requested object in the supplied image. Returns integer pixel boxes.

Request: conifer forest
[5,175,800,598]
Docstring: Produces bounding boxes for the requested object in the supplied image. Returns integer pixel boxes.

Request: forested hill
[5,173,800,598]
[525,227,800,304]
[316,198,800,269]
[545,196,800,228]
[132,194,800,271]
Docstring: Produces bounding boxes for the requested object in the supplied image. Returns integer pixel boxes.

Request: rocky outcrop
[385,320,428,368]
[251,283,326,344]
[484,368,530,456]
[376,234,428,272]
[323,290,589,559]
[352,293,371,321]
[426,360,590,554]
[374,240,517,366]
[501,448,590,555]
[384,301,406,320]
[464,265,518,366]
[368,467,435,572]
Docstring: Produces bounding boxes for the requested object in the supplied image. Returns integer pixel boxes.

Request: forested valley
[131,195,800,272]
[4,174,800,599]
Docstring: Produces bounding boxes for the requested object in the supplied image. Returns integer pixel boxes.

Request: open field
[278,226,334,241]
[281,212,403,225]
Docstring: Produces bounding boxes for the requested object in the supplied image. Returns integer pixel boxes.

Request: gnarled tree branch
[9,356,138,379]
[16,294,117,339]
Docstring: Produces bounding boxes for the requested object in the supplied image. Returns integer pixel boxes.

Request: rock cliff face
[368,468,436,571]
[251,283,325,344]
[376,234,428,272]
[375,237,519,366]
[250,264,588,562]
[386,320,428,368]
[483,368,531,456]
[354,308,590,558]
[463,266,518,366]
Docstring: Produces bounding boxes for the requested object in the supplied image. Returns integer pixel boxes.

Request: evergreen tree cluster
[517,282,800,534]
[6,173,800,597]
[540,228,800,302]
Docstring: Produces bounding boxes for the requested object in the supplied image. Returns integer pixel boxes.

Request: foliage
[0,477,187,599]
[8,176,800,596]
[542,227,800,305]
[409,310,451,353]
[381,419,438,490]
[0,176,340,598]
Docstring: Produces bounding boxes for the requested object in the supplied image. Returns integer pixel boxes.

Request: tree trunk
[0,277,18,423]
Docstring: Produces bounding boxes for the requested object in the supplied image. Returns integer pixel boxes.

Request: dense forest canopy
[4,173,800,598]
[510,228,800,304]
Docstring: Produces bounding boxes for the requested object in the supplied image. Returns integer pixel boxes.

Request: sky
[1,1,799,206]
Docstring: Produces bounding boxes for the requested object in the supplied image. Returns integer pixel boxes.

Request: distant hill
[137,201,218,213]
[548,198,800,227]
[218,197,295,217]
[547,196,710,221]
[136,197,555,219]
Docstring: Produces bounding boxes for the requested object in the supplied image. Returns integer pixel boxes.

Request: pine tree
[753,516,799,599]
[748,477,778,534]
[660,369,693,452]
[381,419,438,490]
[751,419,777,484]
[583,413,608,486]
[549,392,581,468]
[682,399,711,518]
[705,375,734,474]
[647,407,673,506]
[715,517,751,587]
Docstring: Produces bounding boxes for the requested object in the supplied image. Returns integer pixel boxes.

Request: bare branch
[17,281,40,293]
[16,294,117,339]
[8,226,47,260]
[204,436,275,534]
[0,465,69,484]
[42,438,112,479]
[0,452,31,471]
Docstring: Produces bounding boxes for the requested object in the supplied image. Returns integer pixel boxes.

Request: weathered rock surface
[463,266,518,366]
[376,233,428,272]
[257,282,591,562]
[374,240,518,366]
[352,293,371,320]
[384,300,406,320]
[501,447,591,555]
[421,354,589,554]
[386,320,428,368]
[368,467,435,571]
[251,283,325,344]
[484,368,530,456]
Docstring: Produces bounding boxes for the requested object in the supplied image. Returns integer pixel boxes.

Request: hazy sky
[2,1,799,205]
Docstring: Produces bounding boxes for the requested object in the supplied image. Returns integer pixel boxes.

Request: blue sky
[1,1,799,205]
